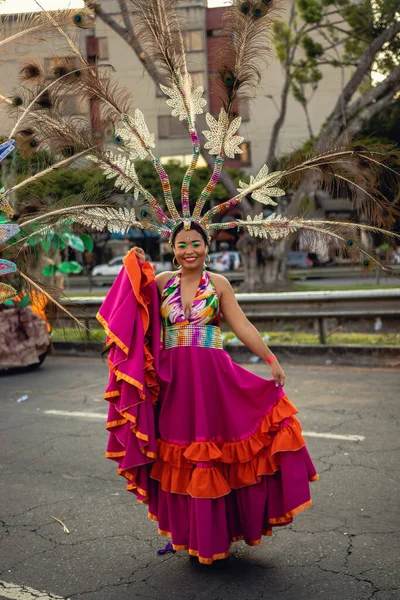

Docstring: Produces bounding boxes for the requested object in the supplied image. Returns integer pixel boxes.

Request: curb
[52,341,400,367]
[225,343,400,368]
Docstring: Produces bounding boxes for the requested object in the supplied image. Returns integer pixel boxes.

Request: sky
[0,0,226,14]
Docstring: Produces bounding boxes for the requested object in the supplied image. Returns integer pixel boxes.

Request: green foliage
[81,233,94,252]
[296,0,323,24]
[64,233,85,252]
[59,261,83,274]
[301,35,324,59]
[273,21,293,64]
[273,0,400,130]
[16,166,114,203]
[360,98,400,144]
[341,0,400,74]
[42,264,58,277]
[42,261,83,276]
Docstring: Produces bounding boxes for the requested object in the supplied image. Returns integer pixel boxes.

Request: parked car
[285,252,313,268]
[285,251,334,268]
[208,251,242,272]
[91,255,173,285]
[91,255,125,279]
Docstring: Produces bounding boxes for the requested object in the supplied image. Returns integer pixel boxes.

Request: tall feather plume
[213,0,280,118]
[5,197,114,257]
[0,8,94,55]
[281,143,400,227]
[9,59,131,140]
[73,206,169,237]
[7,77,169,229]
[193,0,281,220]
[126,0,188,85]
[6,4,182,230]
[202,148,400,227]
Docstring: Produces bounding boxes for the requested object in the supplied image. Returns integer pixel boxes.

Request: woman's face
[173,229,208,270]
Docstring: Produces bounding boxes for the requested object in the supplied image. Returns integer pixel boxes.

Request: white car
[91,255,172,285]
[91,255,125,278]
[209,251,242,272]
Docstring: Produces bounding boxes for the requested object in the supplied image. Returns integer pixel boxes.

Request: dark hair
[171,222,209,247]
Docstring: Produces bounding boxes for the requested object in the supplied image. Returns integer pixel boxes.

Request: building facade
[0,1,347,175]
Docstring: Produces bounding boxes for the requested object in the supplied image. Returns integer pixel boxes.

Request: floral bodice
[160,270,220,328]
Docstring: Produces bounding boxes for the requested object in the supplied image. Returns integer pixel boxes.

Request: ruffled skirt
[145,346,318,564]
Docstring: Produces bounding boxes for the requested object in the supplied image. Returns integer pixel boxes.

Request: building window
[182,30,203,52]
[239,142,251,166]
[156,71,205,97]
[158,115,187,139]
[97,37,109,60]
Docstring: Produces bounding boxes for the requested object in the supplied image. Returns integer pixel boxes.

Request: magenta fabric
[150,345,318,559]
[158,346,285,443]
[98,262,161,502]
[99,258,318,564]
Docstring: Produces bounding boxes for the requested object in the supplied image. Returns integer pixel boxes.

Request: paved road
[0,357,399,600]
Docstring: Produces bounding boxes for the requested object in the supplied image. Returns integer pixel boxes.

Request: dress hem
[148,499,313,565]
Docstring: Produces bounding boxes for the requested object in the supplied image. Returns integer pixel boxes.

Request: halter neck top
[160,270,220,328]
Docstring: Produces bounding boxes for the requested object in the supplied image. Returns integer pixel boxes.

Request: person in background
[217,242,231,272]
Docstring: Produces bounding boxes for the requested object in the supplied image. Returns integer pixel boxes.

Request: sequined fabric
[160,270,220,328]
[163,323,222,349]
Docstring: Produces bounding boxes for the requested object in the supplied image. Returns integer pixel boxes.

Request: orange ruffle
[187,466,231,498]
[99,251,160,404]
[150,395,309,499]
[99,253,160,503]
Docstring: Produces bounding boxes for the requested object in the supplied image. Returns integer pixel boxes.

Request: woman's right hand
[132,246,146,263]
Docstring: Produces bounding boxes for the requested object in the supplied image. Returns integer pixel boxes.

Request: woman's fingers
[133,246,145,260]
[274,372,285,387]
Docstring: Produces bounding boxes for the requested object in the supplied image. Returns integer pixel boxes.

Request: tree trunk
[236,232,261,292]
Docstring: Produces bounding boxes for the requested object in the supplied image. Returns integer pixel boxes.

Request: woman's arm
[213,274,286,387]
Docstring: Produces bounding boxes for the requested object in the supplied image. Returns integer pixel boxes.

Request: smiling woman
[98,244,318,564]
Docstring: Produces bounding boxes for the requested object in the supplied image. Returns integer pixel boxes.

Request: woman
[98,222,318,565]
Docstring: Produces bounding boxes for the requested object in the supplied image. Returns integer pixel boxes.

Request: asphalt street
[0,356,399,600]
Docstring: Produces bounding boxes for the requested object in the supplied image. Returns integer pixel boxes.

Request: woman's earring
[172,256,180,269]
[205,254,211,267]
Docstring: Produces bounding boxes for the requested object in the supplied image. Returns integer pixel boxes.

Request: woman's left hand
[270,361,286,388]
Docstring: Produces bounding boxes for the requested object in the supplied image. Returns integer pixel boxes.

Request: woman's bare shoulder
[155,270,175,293]
[206,271,231,293]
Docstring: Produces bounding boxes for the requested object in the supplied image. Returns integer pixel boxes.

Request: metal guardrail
[65,264,400,289]
[59,288,400,345]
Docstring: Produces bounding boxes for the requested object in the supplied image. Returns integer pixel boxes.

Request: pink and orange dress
[98,252,318,565]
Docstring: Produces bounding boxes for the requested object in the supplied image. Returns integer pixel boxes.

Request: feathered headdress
[0,0,399,308]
